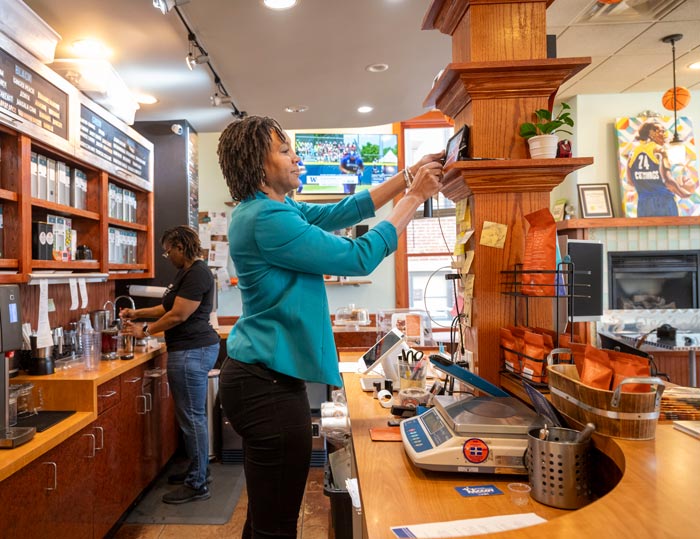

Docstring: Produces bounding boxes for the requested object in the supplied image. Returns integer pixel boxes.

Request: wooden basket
[547,364,665,440]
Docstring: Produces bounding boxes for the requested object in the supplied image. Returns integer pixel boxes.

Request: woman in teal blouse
[217,116,443,538]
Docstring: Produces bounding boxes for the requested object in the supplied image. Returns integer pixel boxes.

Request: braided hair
[161,225,201,261]
[217,116,287,201]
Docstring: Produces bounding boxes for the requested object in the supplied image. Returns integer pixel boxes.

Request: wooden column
[422,0,592,384]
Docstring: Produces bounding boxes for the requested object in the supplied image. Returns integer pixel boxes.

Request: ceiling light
[263,0,298,9]
[152,0,189,14]
[185,52,209,70]
[134,93,158,105]
[689,61,700,70]
[661,33,688,146]
[211,93,234,107]
[285,105,309,113]
[365,63,389,73]
[357,106,373,114]
[72,39,111,59]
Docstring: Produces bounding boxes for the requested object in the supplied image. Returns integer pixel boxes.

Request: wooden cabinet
[0,124,154,283]
[0,424,95,539]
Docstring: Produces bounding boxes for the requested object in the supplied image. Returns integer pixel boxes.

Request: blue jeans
[167,343,219,489]
[220,359,312,538]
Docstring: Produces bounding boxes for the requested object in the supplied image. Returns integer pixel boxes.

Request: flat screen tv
[294,133,398,195]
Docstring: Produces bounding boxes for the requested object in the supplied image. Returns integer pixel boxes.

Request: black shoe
[162,484,210,505]
[168,467,212,485]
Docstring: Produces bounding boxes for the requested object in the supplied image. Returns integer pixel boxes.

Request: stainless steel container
[526,427,592,510]
[90,309,113,333]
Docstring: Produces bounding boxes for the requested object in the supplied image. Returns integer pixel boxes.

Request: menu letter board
[0,47,69,139]
[80,105,151,184]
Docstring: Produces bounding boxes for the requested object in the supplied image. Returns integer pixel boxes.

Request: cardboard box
[37,154,48,200]
[46,158,56,202]
[30,152,38,198]
[32,221,51,260]
[71,168,88,209]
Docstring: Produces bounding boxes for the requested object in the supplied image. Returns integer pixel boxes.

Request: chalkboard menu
[0,46,69,140]
[80,105,151,183]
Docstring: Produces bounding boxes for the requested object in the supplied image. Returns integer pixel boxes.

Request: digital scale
[400,357,537,474]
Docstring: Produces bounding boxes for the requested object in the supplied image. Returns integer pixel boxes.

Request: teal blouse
[226,189,398,386]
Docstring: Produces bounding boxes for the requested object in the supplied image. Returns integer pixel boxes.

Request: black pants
[220,359,312,538]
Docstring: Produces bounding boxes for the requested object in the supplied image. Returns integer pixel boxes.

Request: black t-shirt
[161,259,219,351]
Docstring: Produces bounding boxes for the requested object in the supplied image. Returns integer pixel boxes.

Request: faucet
[103,300,115,320]
[114,295,136,317]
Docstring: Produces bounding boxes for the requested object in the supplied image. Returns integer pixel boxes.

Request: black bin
[323,462,353,539]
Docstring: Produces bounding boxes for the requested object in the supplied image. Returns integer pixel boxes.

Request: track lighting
[152,0,189,14]
[211,93,233,107]
[185,52,209,70]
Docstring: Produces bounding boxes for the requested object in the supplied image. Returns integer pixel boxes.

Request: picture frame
[577,184,613,218]
[551,198,567,222]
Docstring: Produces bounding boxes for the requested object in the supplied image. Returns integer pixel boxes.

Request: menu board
[0,46,69,140]
[80,105,151,183]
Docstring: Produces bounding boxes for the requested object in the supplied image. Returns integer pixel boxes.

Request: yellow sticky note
[479,221,507,249]
[461,297,473,327]
[462,274,475,297]
[462,251,474,274]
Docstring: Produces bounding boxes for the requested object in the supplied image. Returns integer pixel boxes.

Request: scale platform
[401,394,537,474]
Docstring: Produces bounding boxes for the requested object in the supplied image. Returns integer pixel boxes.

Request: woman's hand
[407,160,444,202]
[121,320,145,339]
[408,151,445,178]
[119,307,137,320]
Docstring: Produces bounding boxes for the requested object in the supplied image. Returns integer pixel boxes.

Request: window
[402,123,456,329]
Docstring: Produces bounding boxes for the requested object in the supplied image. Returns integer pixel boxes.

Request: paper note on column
[462,251,475,274]
[479,222,507,249]
[462,274,475,297]
[453,229,474,257]
[36,279,53,348]
[78,277,88,308]
[69,278,78,310]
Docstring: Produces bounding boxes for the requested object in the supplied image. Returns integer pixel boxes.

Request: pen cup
[398,359,427,390]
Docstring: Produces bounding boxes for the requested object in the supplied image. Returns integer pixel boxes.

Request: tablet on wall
[358,328,406,375]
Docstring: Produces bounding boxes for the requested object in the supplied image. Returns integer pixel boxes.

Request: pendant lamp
[661,34,688,145]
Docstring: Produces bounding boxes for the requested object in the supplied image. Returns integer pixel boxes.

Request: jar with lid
[334,304,370,329]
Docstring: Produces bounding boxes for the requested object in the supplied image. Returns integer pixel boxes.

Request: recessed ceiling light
[134,93,158,105]
[357,106,373,114]
[689,61,700,70]
[366,63,389,73]
[72,38,111,59]
[263,0,297,9]
[285,105,309,113]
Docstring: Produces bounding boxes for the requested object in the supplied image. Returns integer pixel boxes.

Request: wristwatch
[142,323,150,337]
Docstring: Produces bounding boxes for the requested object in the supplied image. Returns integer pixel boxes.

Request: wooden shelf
[557,216,700,231]
[109,271,150,280]
[325,280,372,286]
[31,260,100,270]
[31,198,100,220]
[0,188,18,202]
[0,259,18,269]
[440,157,594,201]
[107,218,148,231]
[108,263,148,271]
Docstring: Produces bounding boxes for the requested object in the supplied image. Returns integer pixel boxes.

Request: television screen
[294,133,398,195]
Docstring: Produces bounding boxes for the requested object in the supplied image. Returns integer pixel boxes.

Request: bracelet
[143,323,150,338]
[402,168,412,189]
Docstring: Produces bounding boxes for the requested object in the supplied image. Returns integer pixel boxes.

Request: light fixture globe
[661,34,687,145]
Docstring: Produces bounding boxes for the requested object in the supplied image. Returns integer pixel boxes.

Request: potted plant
[519,102,574,158]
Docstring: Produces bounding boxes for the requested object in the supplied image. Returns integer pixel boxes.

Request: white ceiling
[20,0,700,133]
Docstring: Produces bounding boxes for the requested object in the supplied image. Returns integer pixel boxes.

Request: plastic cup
[81,332,101,371]
[508,482,531,506]
[398,359,427,390]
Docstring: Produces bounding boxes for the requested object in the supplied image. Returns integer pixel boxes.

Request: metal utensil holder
[526,426,592,510]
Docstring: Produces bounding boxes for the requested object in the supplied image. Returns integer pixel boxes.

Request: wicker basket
[547,364,665,440]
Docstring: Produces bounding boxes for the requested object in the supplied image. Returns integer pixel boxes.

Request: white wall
[198,128,398,317]
[551,90,700,215]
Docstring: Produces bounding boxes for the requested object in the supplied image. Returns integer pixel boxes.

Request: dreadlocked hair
[217,116,287,201]
[161,225,201,261]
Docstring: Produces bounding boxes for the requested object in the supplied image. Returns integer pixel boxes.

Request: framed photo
[551,198,567,222]
[578,184,613,218]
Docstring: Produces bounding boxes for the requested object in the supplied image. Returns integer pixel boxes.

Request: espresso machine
[1,285,36,448]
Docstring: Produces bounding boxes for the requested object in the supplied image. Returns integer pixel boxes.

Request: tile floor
[112,467,330,539]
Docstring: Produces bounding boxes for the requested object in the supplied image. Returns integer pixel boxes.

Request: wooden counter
[1,344,165,481]
[340,352,699,538]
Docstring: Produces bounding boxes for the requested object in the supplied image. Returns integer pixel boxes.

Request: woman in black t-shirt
[121,226,219,505]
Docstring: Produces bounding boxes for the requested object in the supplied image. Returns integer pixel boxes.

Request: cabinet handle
[93,426,104,451]
[145,392,153,412]
[136,394,147,414]
[43,462,57,491]
[98,390,117,399]
[82,433,96,458]
[125,376,142,384]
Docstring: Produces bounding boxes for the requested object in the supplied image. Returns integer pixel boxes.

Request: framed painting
[615,115,700,217]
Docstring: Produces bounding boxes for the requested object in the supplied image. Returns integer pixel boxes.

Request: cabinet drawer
[97,376,121,415]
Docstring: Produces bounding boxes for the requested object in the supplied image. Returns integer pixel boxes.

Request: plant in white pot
[519,102,574,159]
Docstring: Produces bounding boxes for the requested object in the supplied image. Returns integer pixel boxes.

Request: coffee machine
[1,285,36,448]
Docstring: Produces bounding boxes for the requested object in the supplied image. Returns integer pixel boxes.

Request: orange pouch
[521,208,556,296]
[580,345,613,390]
[522,330,547,383]
[500,327,520,373]
[607,350,652,393]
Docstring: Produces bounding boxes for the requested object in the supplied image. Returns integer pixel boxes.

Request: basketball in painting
[662,86,691,111]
